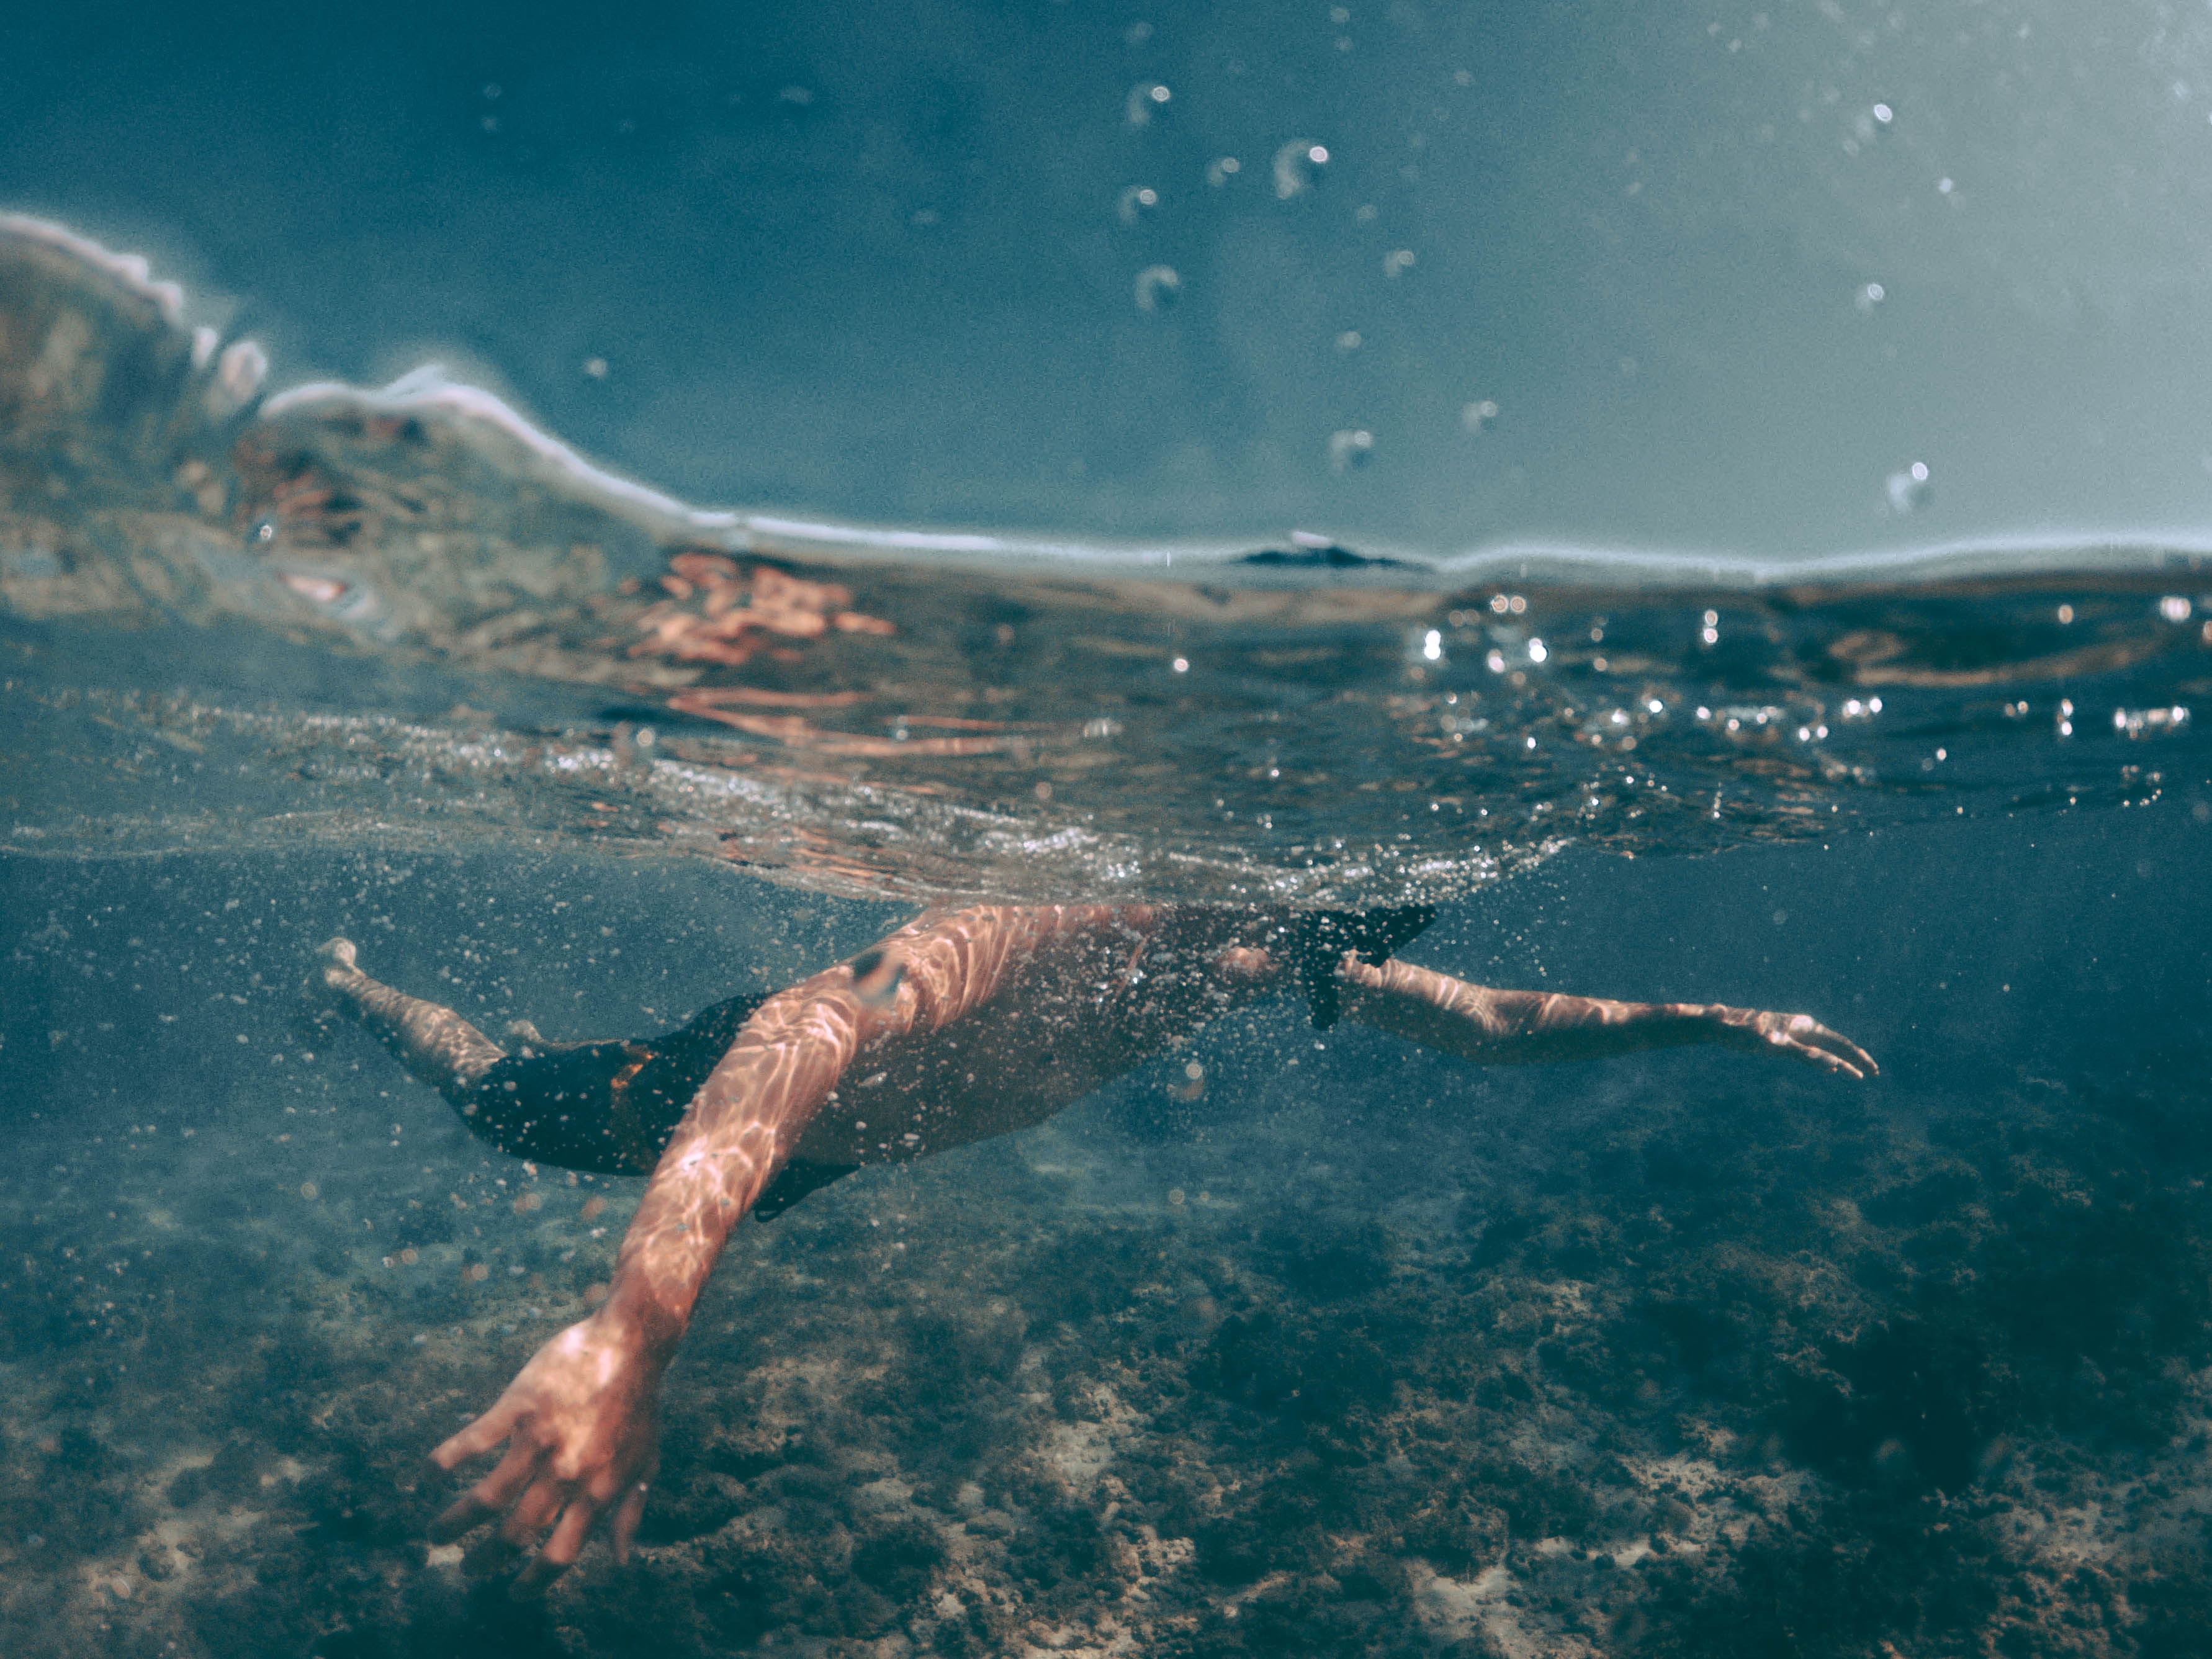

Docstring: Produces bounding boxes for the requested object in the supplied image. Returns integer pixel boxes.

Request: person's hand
[431,1310,667,1585]
[1704,1005,1877,1079]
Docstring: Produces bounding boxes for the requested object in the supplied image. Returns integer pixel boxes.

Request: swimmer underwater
[310,900,1874,1586]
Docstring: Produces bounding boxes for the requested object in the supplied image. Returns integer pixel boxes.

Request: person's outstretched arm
[1334,953,1875,1079]
[425,904,1111,1583]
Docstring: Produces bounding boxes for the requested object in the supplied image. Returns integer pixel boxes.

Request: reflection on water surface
[3,218,2207,906]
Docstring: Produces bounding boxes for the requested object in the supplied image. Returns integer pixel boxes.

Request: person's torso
[790,904,1292,1165]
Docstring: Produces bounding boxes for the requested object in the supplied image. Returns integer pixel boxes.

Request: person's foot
[294,937,362,1041]
[303,935,363,1004]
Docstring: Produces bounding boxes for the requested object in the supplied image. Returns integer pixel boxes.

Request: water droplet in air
[1885,461,1931,513]
[206,339,266,418]
[1274,140,1330,199]
[1127,82,1172,126]
[1134,265,1182,312]
[1328,428,1374,472]
[1117,185,1160,223]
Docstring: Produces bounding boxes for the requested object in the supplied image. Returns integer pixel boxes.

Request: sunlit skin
[313,903,1873,1586]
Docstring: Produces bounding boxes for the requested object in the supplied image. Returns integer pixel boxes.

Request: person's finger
[611,1479,650,1563]
[1779,1028,1863,1079]
[1795,1019,1877,1079]
[500,1472,573,1547]
[517,1496,600,1589]
[1815,1041,1871,1078]
[433,1396,523,1470]
[433,1436,540,1541]
[1833,1035,1879,1076]
[1799,1043,1864,1081]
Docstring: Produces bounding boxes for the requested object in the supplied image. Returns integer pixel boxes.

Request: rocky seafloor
[4,830,2211,1659]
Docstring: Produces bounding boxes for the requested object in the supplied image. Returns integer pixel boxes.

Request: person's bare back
[313,899,1873,1585]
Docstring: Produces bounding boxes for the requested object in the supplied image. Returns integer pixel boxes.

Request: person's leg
[313,937,506,1105]
[311,938,852,1194]
[313,935,645,1171]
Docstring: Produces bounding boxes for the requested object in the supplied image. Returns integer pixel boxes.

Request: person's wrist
[590,1292,685,1363]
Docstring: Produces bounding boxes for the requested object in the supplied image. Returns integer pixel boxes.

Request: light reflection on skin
[318,904,1873,1587]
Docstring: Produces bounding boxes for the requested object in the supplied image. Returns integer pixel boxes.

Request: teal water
[5,124,2212,1659]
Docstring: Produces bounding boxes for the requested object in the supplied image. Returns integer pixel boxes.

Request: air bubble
[1328,428,1374,472]
[1383,248,1416,277]
[1461,398,1498,433]
[2159,595,2192,623]
[1134,265,1182,312]
[1855,281,1886,312]
[1207,156,1241,186]
[1885,461,1931,513]
[1127,82,1172,127]
[1274,140,1331,199]
[1117,185,1160,224]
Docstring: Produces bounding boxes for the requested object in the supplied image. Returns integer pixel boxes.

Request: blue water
[7,6,2212,1648]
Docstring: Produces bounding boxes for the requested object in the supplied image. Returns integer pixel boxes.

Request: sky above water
[6,0,2212,557]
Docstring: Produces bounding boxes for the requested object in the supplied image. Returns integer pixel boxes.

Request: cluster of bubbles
[1105,43,1513,477]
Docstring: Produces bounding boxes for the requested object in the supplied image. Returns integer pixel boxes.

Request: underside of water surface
[4,217,2208,908]
[4,220,2212,1659]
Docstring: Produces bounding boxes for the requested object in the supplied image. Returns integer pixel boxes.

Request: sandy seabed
[4,982,2211,1659]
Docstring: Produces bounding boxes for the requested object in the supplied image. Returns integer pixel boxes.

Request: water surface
[4,217,2212,1658]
